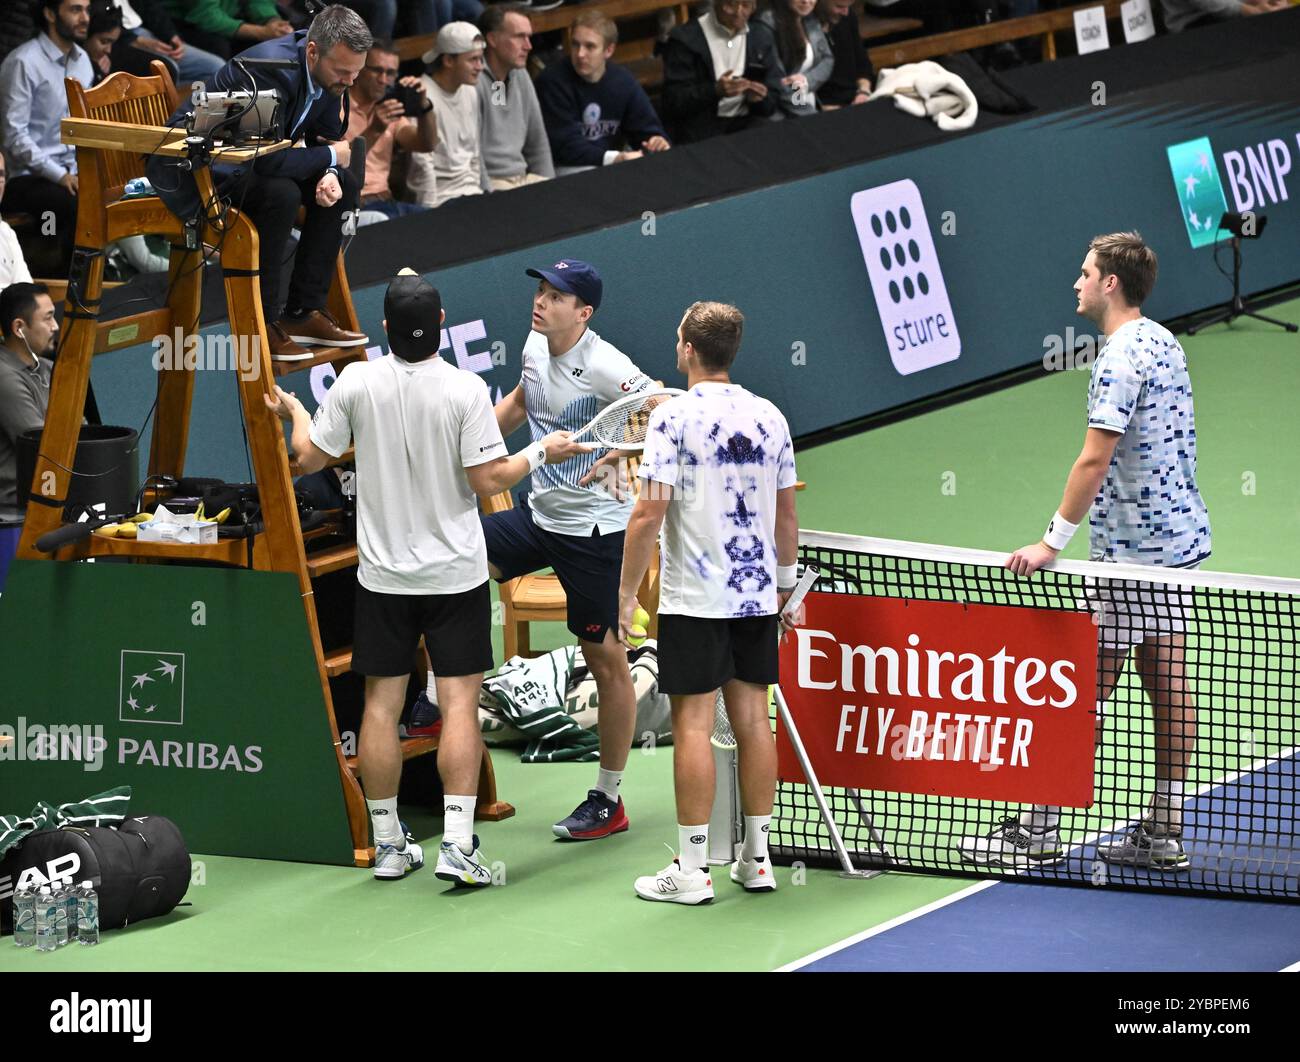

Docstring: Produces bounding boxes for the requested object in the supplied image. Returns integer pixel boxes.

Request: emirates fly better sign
[777,595,1098,806]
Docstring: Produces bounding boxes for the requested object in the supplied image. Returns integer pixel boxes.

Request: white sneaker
[434,834,492,888]
[956,816,1063,868]
[373,830,424,881]
[634,858,714,905]
[730,855,778,891]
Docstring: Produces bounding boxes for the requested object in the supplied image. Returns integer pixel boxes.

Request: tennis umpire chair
[16,63,512,867]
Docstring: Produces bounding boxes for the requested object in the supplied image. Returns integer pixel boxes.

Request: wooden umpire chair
[16,63,512,867]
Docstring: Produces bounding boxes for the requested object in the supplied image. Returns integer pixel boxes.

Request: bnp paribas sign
[1168,133,1298,249]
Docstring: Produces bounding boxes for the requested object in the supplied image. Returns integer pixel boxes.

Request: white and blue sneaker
[730,855,777,892]
[373,822,424,881]
[634,857,714,905]
[434,834,493,888]
[956,816,1063,868]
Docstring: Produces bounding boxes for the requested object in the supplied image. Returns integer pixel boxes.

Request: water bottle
[12,886,36,948]
[76,881,100,946]
[35,887,59,952]
[51,882,71,946]
[63,883,79,946]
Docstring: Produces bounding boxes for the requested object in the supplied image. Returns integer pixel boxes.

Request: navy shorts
[481,503,624,644]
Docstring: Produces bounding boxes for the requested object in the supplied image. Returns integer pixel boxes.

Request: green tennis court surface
[7,302,1297,971]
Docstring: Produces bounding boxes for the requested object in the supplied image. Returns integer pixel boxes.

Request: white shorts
[1083,563,1200,649]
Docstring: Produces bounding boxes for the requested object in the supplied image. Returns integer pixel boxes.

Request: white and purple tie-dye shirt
[1086,316,1211,566]
[639,382,797,619]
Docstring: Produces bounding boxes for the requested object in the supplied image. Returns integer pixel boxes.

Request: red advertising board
[776,594,1097,806]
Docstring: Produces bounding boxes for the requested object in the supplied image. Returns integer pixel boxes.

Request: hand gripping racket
[570,388,686,450]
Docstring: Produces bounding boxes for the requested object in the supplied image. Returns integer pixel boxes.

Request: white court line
[1281,960,1300,973]
[777,745,1300,971]
[775,881,998,972]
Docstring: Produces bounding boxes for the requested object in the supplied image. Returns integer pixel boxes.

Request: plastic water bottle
[35,887,59,952]
[12,886,36,948]
[63,883,79,946]
[76,881,100,946]
[51,882,71,946]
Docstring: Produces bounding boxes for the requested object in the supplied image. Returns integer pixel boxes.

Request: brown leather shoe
[281,309,368,348]
[267,321,314,362]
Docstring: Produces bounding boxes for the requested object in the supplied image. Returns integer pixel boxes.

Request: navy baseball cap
[385,268,442,360]
[525,258,602,311]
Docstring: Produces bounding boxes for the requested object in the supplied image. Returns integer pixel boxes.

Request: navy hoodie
[535,57,667,167]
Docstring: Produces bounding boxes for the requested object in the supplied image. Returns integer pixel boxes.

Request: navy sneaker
[552,788,630,841]
[406,691,442,739]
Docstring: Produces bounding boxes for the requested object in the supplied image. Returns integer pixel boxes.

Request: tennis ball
[632,606,650,629]
[627,624,648,648]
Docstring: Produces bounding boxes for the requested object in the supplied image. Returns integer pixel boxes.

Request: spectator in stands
[536,12,669,174]
[0,282,56,524]
[0,0,94,278]
[110,1,224,83]
[1160,0,1286,32]
[661,0,784,144]
[817,0,872,108]
[409,22,489,207]
[758,0,833,116]
[0,153,35,290]
[346,40,438,219]
[87,0,124,83]
[477,4,554,190]
[158,0,295,61]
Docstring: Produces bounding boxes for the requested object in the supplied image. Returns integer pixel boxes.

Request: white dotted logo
[850,179,960,376]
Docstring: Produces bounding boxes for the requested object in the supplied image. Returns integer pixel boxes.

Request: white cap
[40,886,51,894]
[422,22,485,64]
[81,880,92,888]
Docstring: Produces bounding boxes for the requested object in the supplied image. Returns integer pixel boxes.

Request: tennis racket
[779,564,820,635]
[570,388,686,450]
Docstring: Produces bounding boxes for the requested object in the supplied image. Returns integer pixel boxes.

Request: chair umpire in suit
[145,4,372,360]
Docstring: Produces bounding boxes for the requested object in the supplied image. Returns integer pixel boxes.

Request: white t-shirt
[309,354,506,594]
[409,76,484,208]
[699,11,748,119]
[520,327,651,536]
[638,382,797,618]
[0,222,33,289]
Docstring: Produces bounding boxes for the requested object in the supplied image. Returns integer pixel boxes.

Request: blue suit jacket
[166,30,347,183]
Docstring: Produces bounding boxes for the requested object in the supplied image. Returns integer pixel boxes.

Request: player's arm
[1007,427,1122,576]
[619,483,670,644]
[464,431,591,498]
[775,484,802,631]
[264,385,332,475]
[493,383,528,438]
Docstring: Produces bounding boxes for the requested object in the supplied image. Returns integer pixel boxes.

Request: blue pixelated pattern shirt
[1086,316,1210,566]
[639,382,797,618]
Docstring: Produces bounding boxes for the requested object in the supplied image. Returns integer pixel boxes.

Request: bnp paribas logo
[119,650,186,725]
[1167,137,1229,249]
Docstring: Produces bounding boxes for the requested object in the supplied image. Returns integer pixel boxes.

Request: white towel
[869,60,979,131]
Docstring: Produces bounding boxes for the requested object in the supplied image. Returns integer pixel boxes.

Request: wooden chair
[482,454,661,660]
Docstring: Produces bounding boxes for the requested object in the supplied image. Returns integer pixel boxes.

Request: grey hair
[307,4,374,54]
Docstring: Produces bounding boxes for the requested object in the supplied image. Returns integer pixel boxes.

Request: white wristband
[777,563,798,590]
[1042,511,1079,551]
[518,443,547,473]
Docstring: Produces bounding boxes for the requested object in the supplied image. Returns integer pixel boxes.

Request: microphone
[34,518,112,554]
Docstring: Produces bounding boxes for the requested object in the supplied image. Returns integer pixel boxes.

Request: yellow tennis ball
[627,625,647,648]
[632,607,650,629]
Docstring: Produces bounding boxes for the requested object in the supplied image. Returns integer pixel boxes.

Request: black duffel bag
[0,816,190,933]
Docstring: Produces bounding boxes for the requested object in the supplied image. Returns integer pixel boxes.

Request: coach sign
[777,595,1097,806]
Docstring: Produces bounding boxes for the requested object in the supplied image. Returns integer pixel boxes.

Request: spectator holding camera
[346,40,438,219]
[535,11,669,175]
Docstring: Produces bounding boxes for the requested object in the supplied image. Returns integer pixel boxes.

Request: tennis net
[767,530,1300,901]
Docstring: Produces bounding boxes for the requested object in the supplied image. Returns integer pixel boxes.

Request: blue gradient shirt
[639,382,797,618]
[1086,316,1211,566]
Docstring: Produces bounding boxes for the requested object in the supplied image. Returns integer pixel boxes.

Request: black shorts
[481,504,624,644]
[351,581,494,678]
[656,613,780,696]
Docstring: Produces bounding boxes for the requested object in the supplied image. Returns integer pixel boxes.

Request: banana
[128,511,152,524]
[94,523,120,538]
[115,522,138,539]
[214,507,232,524]
[195,502,205,522]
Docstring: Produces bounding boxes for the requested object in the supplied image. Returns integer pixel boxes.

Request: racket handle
[781,565,820,617]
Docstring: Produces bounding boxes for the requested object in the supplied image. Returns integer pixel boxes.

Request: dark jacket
[660,17,783,145]
[820,8,875,108]
[535,57,667,167]
[128,0,182,45]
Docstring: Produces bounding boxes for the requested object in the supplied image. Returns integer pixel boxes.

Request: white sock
[1020,805,1060,834]
[594,768,623,802]
[678,824,709,872]
[443,794,476,852]
[1154,779,1183,805]
[367,797,401,846]
[425,670,437,701]
[741,815,771,861]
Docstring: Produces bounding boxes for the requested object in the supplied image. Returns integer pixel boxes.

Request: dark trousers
[0,175,77,276]
[146,154,357,320]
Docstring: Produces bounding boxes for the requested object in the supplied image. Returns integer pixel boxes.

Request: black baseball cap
[525,258,602,311]
[384,268,442,360]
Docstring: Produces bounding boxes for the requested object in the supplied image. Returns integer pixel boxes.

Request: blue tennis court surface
[793,753,1300,971]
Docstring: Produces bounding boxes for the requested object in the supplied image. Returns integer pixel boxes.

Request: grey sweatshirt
[475,66,555,181]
